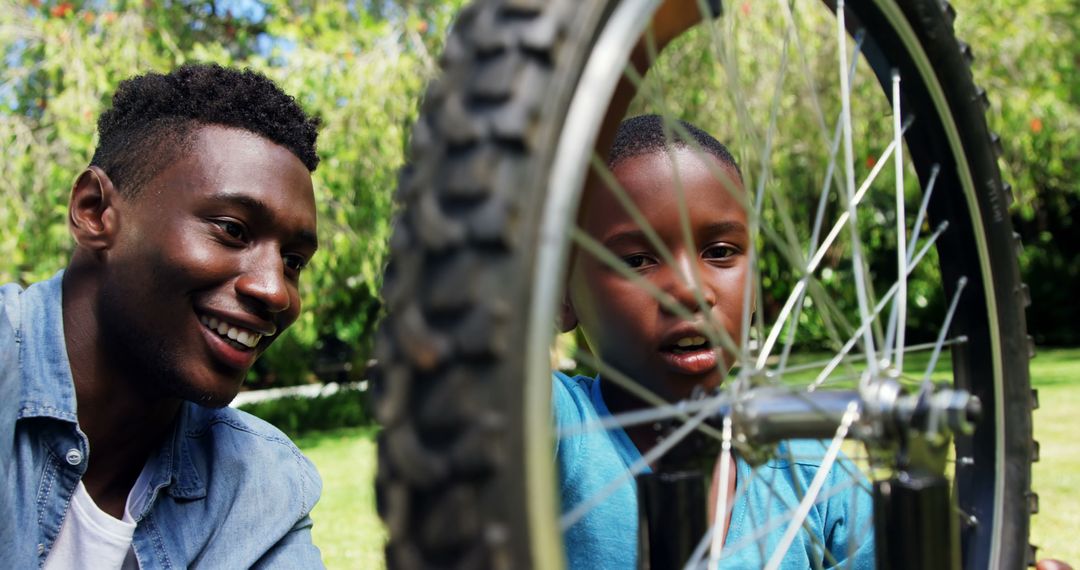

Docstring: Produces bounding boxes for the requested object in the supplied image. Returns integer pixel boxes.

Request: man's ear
[69,166,121,251]
[557,294,579,333]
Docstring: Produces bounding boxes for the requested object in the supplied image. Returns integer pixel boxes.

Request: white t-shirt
[43,466,152,570]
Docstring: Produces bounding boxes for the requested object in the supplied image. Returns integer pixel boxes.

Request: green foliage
[0,0,464,385]
[953,0,1080,345]
[237,387,373,438]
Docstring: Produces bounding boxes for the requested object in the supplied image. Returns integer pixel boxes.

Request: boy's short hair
[90,63,320,197]
[609,114,742,181]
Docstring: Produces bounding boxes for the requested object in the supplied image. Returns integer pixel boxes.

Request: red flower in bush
[50,2,73,18]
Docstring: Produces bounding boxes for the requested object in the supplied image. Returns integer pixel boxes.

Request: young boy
[554,115,874,569]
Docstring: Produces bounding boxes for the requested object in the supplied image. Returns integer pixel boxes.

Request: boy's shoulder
[552,371,601,425]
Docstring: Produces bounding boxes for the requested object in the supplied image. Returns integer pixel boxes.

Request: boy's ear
[557,294,579,333]
[69,166,121,251]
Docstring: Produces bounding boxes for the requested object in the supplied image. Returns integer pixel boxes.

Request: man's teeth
[676,336,708,348]
[199,315,261,348]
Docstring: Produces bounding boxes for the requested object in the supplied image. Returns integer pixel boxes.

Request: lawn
[295,426,386,569]
[300,347,1080,568]
[1027,348,1080,564]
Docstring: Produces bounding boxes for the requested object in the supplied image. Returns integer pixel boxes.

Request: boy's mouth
[659,335,718,375]
[667,335,709,354]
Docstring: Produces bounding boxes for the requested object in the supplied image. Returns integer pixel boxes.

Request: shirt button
[65,449,83,466]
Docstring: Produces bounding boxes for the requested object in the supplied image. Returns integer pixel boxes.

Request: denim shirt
[0,273,325,569]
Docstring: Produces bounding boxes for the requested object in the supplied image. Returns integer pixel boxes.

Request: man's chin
[172,372,246,408]
[188,392,237,408]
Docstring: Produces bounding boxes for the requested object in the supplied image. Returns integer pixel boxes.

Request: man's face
[567,147,749,401]
[98,125,317,407]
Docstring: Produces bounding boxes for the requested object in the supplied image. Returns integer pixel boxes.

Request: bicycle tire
[372,1,1036,568]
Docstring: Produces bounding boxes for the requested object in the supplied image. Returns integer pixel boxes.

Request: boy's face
[96,125,318,407]
[565,147,749,401]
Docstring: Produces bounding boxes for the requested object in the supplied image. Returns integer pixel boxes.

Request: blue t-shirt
[554,372,875,569]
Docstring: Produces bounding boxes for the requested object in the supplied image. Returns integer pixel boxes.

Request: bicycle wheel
[373,0,1035,568]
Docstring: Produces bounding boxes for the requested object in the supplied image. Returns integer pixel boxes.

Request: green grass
[1029,348,1080,563]
[296,426,386,570]
[300,348,1080,567]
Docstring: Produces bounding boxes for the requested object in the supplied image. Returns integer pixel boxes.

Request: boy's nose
[661,258,717,313]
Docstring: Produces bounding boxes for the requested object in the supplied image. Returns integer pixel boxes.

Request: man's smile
[199,314,262,349]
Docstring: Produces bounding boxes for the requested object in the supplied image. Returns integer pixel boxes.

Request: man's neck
[61,267,182,518]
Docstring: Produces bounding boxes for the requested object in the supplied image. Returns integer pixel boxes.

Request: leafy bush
[237,386,373,438]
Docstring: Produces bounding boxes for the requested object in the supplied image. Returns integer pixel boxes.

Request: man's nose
[236,251,291,313]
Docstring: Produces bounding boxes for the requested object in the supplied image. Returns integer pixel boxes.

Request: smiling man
[0,64,325,568]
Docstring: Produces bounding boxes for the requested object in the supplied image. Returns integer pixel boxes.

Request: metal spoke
[836,0,878,378]
[922,277,968,389]
[775,336,967,378]
[890,70,908,372]
[708,417,735,567]
[884,163,941,363]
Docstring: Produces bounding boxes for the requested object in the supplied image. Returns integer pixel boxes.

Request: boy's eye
[622,254,653,269]
[703,244,737,259]
[283,254,308,273]
[214,220,247,241]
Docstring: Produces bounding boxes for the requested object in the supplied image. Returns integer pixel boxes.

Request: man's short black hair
[91,63,320,197]
[609,114,742,181]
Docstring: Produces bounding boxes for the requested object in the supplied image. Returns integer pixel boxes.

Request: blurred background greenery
[2,0,1076,393]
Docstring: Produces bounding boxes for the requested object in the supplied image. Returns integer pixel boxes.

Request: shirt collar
[17,270,78,423]
[16,270,208,505]
[133,403,208,518]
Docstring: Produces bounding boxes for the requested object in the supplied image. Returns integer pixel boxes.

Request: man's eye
[622,254,652,269]
[284,254,308,273]
[215,220,247,241]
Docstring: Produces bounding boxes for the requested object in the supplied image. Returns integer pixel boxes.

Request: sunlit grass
[1028,348,1080,564]
[296,426,386,570]
[301,348,1079,567]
